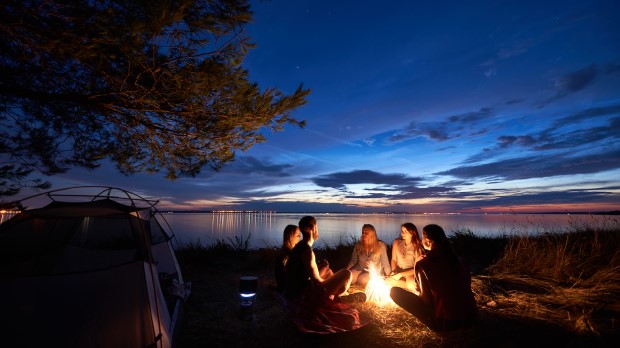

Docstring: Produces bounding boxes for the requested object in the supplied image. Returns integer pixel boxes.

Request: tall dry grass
[481,216,620,335]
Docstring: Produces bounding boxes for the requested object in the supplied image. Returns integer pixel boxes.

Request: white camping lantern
[239,276,257,305]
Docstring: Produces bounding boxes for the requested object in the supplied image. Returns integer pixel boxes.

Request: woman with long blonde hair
[346,224,391,288]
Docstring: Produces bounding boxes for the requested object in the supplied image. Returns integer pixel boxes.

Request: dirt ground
[175,249,618,348]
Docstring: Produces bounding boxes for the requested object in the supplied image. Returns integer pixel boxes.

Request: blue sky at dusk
[12,0,620,213]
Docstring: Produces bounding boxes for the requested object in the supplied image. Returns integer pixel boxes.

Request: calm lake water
[159,212,617,249]
[1,210,614,250]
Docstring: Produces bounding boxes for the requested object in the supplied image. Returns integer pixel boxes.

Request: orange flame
[364,267,394,306]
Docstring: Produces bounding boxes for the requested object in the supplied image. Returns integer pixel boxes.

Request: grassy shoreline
[175,227,619,347]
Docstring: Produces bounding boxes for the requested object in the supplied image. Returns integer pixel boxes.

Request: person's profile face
[421,233,431,250]
[400,227,412,241]
[292,228,301,244]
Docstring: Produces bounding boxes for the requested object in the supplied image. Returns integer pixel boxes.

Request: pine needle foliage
[0,0,309,196]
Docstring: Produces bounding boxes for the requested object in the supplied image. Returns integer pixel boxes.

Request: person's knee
[344,269,352,281]
[390,286,401,299]
[334,269,352,284]
[358,274,370,287]
[349,269,359,283]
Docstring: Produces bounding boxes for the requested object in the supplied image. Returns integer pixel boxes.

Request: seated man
[281,216,368,334]
[285,216,352,300]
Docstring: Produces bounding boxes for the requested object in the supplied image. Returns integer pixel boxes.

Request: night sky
[13,0,620,213]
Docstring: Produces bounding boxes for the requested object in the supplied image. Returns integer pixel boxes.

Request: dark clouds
[388,108,496,143]
[448,108,495,124]
[534,119,619,151]
[497,135,537,148]
[552,103,620,127]
[438,148,620,181]
[231,200,365,213]
[556,64,598,95]
[447,186,620,210]
[543,60,620,105]
[312,170,423,191]
[310,170,454,201]
[223,156,294,176]
[459,102,620,164]
[490,115,619,153]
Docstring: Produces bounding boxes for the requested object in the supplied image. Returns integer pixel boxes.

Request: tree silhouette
[0,0,309,197]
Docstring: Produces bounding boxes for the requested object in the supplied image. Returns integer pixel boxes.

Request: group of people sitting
[273,216,368,333]
[274,216,478,333]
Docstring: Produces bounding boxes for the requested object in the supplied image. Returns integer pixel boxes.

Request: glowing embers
[364,267,394,306]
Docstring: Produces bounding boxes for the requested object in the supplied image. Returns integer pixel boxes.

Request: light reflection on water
[0,211,18,224]
[161,212,614,249]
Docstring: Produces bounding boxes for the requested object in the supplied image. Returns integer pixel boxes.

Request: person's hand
[389,272,399,280]
[385,277,396,286]
[317,259,329,269]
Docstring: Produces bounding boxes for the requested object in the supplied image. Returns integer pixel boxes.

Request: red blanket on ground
[272,287,370,334]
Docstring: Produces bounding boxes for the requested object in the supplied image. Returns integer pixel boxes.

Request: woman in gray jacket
[346,224,391,288]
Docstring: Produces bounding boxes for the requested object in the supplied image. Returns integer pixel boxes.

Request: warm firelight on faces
[364,267,394,306]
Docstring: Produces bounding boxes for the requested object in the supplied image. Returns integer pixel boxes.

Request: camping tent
[0,187,189,347]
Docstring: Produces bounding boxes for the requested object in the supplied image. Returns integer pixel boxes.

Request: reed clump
[481,220,620,336]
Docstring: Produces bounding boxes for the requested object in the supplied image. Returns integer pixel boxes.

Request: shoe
[339,292,367,304]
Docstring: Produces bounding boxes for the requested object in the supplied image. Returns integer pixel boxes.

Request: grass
[174,221,619,348]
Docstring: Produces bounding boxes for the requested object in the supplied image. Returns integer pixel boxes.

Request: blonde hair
[356,224,381,256]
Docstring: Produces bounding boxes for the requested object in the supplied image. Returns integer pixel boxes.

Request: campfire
[364,267,395,306]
